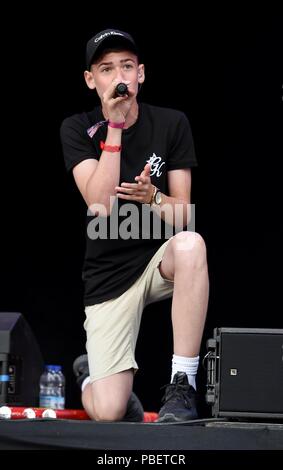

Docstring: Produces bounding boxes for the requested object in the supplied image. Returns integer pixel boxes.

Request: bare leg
[159,232,209,356]
[82,369,133,421]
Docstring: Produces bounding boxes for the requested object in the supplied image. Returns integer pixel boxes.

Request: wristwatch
[150,186,162,206]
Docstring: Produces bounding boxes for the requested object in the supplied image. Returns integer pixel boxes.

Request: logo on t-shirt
[146,153,165,177]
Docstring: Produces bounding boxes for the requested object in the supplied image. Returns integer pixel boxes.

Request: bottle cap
[45,365,62,372]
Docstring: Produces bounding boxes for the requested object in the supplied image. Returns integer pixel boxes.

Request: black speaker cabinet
[0,312,44,406]
[205,328,283,419]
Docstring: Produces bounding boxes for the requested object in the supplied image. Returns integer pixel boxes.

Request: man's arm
[72,126,122,214]
[71,75,138,214]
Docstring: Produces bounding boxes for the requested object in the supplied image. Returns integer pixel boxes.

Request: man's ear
[84,70,96,90]
[138,64,145,84]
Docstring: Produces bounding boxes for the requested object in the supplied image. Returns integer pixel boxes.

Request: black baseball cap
[86,29,138,70]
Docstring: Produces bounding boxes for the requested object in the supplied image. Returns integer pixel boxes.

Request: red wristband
[108,121,125,129]
[100,141,121,153]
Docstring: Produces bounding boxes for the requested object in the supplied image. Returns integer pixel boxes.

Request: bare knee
[82,381,131,421]
[82,387,128,421]
[81,370,133,421]
[173,231,207,261]
[94,400,127,422]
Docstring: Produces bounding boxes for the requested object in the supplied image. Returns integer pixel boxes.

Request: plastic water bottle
[39,365,65,410]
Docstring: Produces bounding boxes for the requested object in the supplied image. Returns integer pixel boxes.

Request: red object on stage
[0,406,90,420]
[0,406,159,422]
[42,408,90,420]
[143,412,159,422]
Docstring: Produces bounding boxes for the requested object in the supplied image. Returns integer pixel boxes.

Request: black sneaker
[123,392,144,422]
[157,372,198,423]
[73,354,89,388]
[72,354,144,422]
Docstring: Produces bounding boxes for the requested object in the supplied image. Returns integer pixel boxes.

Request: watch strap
[149,186,157,206]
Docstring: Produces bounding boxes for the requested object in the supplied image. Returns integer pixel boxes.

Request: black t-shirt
[60,103,197,305]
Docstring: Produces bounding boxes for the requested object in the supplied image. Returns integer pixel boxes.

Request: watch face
[155,190,162,205]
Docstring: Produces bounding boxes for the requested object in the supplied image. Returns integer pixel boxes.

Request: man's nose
[114,68,124,81]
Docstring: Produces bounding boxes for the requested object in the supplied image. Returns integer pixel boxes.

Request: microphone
[115,82,128,97]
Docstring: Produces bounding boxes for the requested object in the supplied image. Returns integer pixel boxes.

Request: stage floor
[0,418,282,451]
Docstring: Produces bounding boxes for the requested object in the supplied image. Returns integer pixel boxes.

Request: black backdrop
[1,8,282,414]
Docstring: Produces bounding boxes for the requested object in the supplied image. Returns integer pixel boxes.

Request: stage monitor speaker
[0,312,44,406]
[205,327,283,419]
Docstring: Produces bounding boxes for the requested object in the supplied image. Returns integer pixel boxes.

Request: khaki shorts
[84,239,174,382]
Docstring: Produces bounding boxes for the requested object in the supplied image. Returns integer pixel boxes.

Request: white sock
[171,354,199,390]
[81,376,91,392]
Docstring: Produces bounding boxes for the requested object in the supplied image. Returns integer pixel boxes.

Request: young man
[60,29,209,422]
